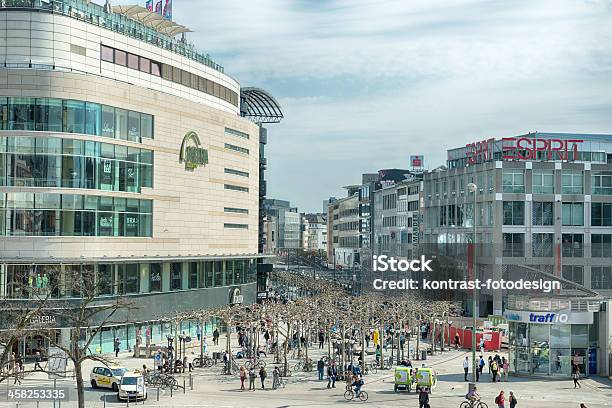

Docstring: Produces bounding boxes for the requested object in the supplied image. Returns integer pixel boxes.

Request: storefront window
[550,324,571,376]
[189,262,198,289]
[214,261,224,287]
[98,264,114,295]
[118,264,139,294]
[171,263,182,290]
[149,263,162,292]
[529,324,549,375]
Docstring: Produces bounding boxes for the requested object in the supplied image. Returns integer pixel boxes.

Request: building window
[149,263,162,292]
[591,202,612,226]
[532,233,554,257]
[503,233,524,257]
[118,264,139,294]
[224,223,248,229]
[101,45,114,62]
[127,53,139,70]
[591,266,612,290]
[561,233,583,257]
[561,171,583,194]
[114,49,127,66]
[188,262,198,289]
[1,96,153,140]
[225,127,249,139]
[0,193,152,237]
[224,168,249,178]
[562,265,584,286]
[502,170,525,193]
[224,143,249,155]
[591,171,612,195]
[562,203,584,226]
[171,263,182,290]
[591,234,612,257]
[97,264,114,295]
[532,170,554,194]
[503,201,524,225]
[532,202,553,226]
[224,184,249,192]
[224,207,249,214]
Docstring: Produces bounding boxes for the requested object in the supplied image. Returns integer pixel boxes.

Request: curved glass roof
[240,87,284,124]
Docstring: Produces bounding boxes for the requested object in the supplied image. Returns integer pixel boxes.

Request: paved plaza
[0,333,609,408]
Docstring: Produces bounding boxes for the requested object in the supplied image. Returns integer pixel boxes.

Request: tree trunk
[75,359,85,408]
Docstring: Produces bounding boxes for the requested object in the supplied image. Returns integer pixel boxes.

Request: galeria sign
[180,130,209,170]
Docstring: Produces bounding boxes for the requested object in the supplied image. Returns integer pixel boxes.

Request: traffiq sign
[180,130,209,170]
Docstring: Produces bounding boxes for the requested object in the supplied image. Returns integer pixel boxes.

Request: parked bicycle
[193,355,215,368]
[245,360,266,370]
[293,357,313,372]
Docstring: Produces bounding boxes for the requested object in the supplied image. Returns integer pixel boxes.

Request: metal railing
[0,0,225,73]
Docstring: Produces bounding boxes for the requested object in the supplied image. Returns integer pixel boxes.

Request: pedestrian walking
[488,356,493,377]
[13,362,21,385]
[114,337,120,357]
[239,366,246,390]
[502,357,509,382]
[248,368,256,390]
[572,363,581,388]
[463,356,469,381]
[213,328,219,345]
[34,351,43,371]
[317,358,325,381]
[318,331,324,349]
[491,359,499,382]
[479,355,485,375]
[454,333,461,350]
[327,361,337,388]
[479,338,485,353]
[272,367,281,389]
[418,387,430,408]
[259,366,267,389]
[508,391,517,408]
[494,390,505,408]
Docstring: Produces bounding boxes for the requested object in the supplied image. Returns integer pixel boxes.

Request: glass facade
[509,321,590,377]
[3,259,257,299]
[0,192,152,237]
[0,136,153,191]
[0,97,153,141]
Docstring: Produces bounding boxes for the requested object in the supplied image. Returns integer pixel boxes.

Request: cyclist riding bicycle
[465,386,481,403]
[351,374,364,397]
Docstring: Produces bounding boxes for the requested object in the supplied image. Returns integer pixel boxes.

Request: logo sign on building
[503,309,593,325]
[466,138,496,165]
[229,287,243,305]
[180,131,209,171]
[410,155,424,169]
[502,136,583,161]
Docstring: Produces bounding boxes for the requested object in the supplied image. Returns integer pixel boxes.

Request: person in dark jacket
[327,362,337,388]
[317,358,325,380]
[418,387,430,408]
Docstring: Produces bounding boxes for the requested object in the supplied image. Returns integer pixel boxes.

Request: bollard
[156,387,159,401]
[37,402,39,408]
[126,395,129,407]
[104,394,106,408]
[170,385,173,398]
[190,374,193,390]
[183,379,186,394]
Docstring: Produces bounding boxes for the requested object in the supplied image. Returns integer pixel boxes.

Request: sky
[138,1,611,212]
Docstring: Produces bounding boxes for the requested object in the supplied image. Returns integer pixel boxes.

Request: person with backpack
[495,390,505,408]
[508,391,517,408]
[491,359,499,382]
[418,387,430,408]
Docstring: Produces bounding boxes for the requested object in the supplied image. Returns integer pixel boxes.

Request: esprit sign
[502,137,583,161]
[466,138,495,164]
[180,131,209,170]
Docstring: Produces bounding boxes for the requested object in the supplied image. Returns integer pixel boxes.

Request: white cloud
[169,1,612,211]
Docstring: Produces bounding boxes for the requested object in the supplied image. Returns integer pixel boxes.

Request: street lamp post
[467,182,478,386]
